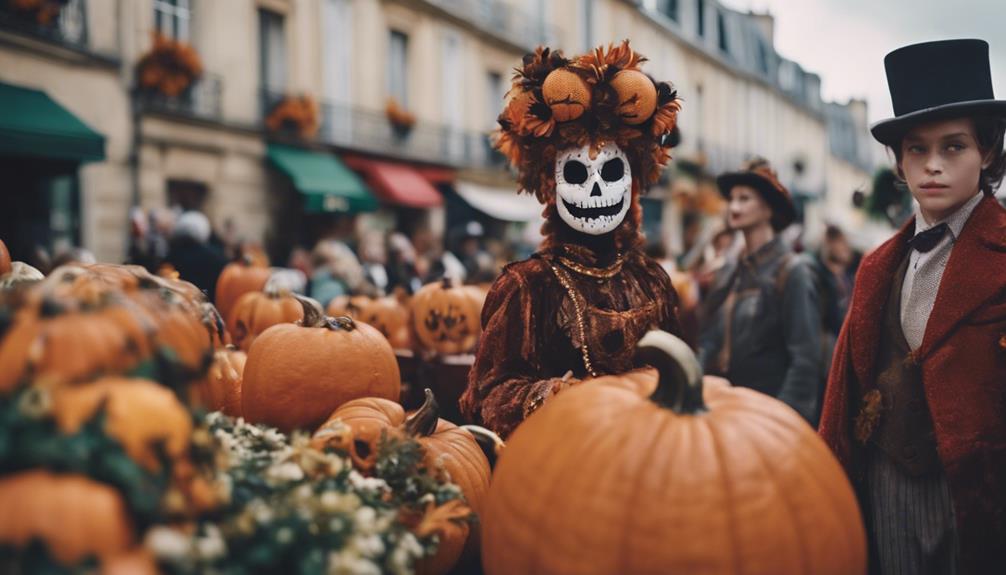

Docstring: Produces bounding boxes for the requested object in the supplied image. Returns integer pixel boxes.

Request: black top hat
[717,158,797,231]
[871,39,1006,146]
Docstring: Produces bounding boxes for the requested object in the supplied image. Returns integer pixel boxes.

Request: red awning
[342,157,444,208]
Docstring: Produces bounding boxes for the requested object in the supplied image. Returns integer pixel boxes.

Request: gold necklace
[546,260,598,378]
[556,254,625,279]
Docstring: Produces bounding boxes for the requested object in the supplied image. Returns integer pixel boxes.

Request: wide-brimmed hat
[871,39,1006,146]
[717,158,796,231]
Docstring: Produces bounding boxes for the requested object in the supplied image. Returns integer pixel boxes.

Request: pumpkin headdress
[496,40,682,205]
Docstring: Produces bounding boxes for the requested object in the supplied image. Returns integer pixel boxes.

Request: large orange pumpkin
[128,289,216,378]
[50,376,194,472]
[190,346,245,416]
[227,285,303,351]
[0,238,10,276]
[482,331,866,575]
[242,295,400,433]
[359,295,412,350]
[0,470,136,566]
[214,257,270,321]
[411,278,483,356]
[0,295,155,393]
[312,389,490,575]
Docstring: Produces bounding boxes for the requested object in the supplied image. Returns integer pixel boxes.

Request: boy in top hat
[819,39,1006,573]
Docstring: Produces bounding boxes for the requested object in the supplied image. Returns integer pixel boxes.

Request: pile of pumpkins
[1,236,870,574]
[0,259,228,571]
[0,240,493,574]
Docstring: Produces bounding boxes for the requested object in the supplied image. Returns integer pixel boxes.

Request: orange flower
[136,33,203,97]
[266,95,320,139]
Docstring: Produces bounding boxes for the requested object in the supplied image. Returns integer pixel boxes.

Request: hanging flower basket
[265,94,320,140]
[386,98,416,138]
[136,32,204,98]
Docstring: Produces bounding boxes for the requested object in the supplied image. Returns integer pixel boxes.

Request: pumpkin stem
[440,276,453,289]
[403,388,440,437]
[294,294,356,331]
[201,302,227,343]
[634,330,707,415]
[460,424,505,468]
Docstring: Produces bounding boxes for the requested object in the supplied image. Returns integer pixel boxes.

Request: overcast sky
[719,0,1006,124]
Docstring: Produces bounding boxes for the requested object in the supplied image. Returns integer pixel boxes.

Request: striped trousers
[865,448,959,575]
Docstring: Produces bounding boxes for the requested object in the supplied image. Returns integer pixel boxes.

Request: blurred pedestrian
[309,238,372,306]
[454,221,495,284]
[164,210,228,300]
[386,232,423,294]
[358,229,390,295]
[698,158,822,423]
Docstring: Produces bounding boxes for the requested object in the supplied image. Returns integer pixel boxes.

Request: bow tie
[908,222,949,253]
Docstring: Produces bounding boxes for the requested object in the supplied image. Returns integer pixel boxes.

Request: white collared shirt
[900,191,984,350]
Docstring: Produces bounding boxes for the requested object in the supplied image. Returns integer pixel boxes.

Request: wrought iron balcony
[140,72,224,122]
[261,89,509,171]
[0,0,88,50]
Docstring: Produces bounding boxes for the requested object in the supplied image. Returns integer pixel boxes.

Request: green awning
[0,81,105,162]
[267,144,377,213]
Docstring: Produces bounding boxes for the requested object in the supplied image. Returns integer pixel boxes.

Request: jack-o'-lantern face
[410,280,484,355]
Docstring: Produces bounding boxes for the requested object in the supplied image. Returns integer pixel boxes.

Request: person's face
[899,118,989,223]
[826,236,852,266]
[727,185,773,231]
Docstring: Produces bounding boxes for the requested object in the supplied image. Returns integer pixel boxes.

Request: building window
[696,0,704,37]
[323,0,352,104]
[487,71,503,128]
[657,0,678,22]
[167,179,209,212]
[717,11,728,53]
[756,38,770,74]
[388,30,409,107]
[153,0,192,42]
[259,9,287,96]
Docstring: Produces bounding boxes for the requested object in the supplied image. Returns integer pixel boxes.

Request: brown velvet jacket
[459,242,682,438]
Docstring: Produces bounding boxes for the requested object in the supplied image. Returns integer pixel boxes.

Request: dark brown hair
[891,115,1006,195]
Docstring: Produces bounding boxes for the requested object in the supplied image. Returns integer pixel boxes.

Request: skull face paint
[554,142,632,235]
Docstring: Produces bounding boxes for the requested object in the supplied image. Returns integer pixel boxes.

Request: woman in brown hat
[698,158,823,423]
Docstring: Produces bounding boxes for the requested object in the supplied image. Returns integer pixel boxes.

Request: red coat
[819,195,1006,573]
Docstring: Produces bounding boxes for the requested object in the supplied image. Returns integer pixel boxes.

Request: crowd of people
[125,205,514,309]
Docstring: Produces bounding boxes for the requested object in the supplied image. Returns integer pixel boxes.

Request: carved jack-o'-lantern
[411,278,483,355]
[359,295,412,350]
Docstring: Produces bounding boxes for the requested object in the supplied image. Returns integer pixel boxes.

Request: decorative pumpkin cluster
[496,40,682,204]
[0,256,493,574]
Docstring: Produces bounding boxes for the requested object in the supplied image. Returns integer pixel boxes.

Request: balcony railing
[141,73,224,122]
[418,0,558,51]
[261,89,509,171]
[0,0,88,50]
